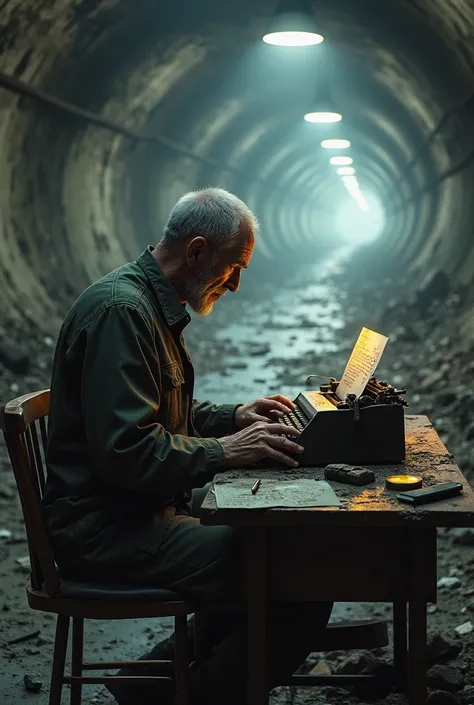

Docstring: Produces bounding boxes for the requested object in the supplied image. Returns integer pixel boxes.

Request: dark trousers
[130,485,333,704]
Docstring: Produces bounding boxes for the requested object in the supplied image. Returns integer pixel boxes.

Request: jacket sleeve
[77,303,226,494]
[192,400,242,438]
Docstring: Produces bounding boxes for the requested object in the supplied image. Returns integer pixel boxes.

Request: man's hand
[218,422,303,468]
[234,394,295,429]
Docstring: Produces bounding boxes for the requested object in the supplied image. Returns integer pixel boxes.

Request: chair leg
[174,614,190,705]
[70,618,84,705]
[49,615,70,705]
[193,611,208,664]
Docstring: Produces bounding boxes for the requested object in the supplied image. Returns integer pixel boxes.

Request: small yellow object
[386,475,423,491]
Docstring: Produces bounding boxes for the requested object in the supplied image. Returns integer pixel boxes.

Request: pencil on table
[251,479,261,495]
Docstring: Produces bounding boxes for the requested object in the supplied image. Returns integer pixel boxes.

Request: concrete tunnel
[0,0,473,326]
[1,1,474,704]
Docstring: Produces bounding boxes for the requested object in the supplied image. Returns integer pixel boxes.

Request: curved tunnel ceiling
[1,0,474,331]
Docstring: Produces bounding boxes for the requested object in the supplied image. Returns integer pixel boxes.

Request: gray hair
[162,187,259,250]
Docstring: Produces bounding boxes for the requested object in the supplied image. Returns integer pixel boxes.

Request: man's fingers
[265,423,301,436]
[267,435,304,454]
[260,398,293,415]
[264,394,296,409]
[251,415,272,424]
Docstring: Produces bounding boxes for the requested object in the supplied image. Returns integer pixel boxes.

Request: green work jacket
[42,246,239,566]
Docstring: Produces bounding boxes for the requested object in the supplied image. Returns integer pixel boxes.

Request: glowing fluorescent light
[329,156,353,166]
[304,111,342,124]
[321,139,351,149]
[336,166,355,176]
[342,175,358,186]
[354,192,370,211]
[263,31,324,46]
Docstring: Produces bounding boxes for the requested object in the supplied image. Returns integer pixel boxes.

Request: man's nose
[226,269,241,293]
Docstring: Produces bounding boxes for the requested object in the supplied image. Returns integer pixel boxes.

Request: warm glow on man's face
[187,227,254,316]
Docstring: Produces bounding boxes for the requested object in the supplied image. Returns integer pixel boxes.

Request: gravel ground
[1,246,473,704]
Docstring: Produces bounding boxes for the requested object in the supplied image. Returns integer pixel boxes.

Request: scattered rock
[428,665,465,692]
[23,674,42,692]
[336,650,392,677]
[15,555,31,573]
[246,342,271,356]
[461,684,474,704]
[427,632,463,665]
[336,650,393,699]
[452,529,474,546]
[454,621,473,636]
[438,577,461,589]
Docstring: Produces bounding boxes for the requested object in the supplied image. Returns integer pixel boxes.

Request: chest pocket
[160,361,186,431]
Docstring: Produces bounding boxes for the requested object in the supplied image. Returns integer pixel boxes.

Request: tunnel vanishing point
[0,0,473,333]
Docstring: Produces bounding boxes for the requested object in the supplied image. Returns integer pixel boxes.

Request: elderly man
[42,187,332,705]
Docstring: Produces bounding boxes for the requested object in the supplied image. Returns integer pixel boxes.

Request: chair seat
[59,578,185,603]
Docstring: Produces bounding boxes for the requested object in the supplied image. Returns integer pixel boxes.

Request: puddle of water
[190,247,354,405]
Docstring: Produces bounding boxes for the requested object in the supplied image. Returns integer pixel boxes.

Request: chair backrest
[0,390,60,596]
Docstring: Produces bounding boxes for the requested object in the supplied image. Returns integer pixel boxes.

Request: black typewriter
[274,376,409,466]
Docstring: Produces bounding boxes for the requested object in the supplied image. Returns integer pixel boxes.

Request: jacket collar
[137,246,191,330]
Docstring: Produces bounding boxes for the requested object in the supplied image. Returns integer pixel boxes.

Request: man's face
[185,224,255,316]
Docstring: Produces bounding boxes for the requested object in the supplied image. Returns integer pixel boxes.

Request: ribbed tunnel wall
[1,0,474,335]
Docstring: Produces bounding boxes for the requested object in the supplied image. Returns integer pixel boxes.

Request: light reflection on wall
[335,192,386,244]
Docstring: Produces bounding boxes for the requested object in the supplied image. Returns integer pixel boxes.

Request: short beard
[185,264,215,316]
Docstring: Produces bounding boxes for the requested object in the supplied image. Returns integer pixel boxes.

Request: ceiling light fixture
[304,82,342,124]
[329,156,353,166]
[304,111,342,123]
[321,139,351,149]
[336,166,355,175]
[263,30,323,46]
[263,1,324,46]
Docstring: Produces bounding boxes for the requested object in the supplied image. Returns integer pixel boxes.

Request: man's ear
[186,236,208,264]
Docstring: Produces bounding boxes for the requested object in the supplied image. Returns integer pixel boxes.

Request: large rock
[336,650,391,677]
[427,632,463,665]
[428,664,465,692]
[336,651,393,700]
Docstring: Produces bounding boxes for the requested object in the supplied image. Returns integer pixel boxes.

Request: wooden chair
[0,390,196,705]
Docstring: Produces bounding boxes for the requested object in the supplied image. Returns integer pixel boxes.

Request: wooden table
[200,416,474,705]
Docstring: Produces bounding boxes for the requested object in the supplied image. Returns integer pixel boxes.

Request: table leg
[408,602,428,705]
[393,601,407,692]
[246,529,268,705]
